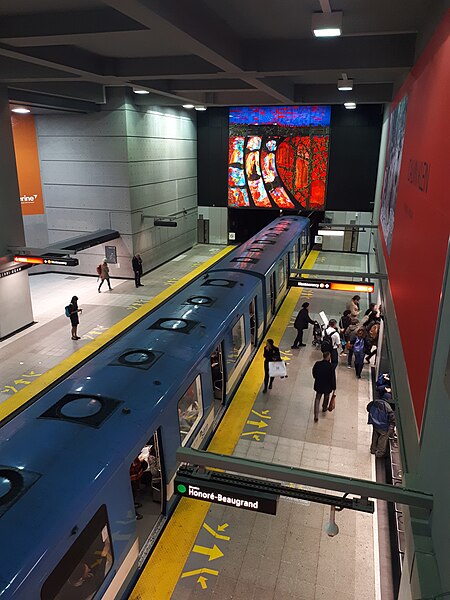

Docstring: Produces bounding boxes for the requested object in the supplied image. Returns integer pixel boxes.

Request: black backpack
[321,330,333,353]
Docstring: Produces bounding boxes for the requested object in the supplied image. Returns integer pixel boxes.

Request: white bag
[268,360,287,378]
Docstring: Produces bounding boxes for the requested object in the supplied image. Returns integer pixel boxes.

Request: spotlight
[344,102,356,110]
[195,106,207,111]
[133,88,150,94]
[312,11,342,37]
[182,104,194,109]
[324,506,339,537]
[11,107,31,114]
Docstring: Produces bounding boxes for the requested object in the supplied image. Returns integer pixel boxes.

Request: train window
[41,505,113,600]
[231,316,245,361]
[178,377,203,446]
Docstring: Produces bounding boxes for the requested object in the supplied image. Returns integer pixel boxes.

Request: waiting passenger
[263,339,281,393]
[339,309,352,354]
[67,296,82,341]
[291,302,315,348]
[353,328,367,379]
[323,319,340,369]
[346,295,361,318]
[367,398,395,457]
[311,352,337,422]
[344,318,360,368]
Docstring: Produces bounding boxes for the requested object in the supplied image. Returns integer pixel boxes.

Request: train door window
[131,431,164,547]
[178,377,203,445]
[41,505,113,600]
[211,344,224,414]
[231,316,245,361]
[249,298,257,346]
[277,258,286,291]
[270,273,276,314]
[290,243,298,273]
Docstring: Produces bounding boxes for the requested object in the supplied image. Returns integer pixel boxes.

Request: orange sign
[11,114,45,216]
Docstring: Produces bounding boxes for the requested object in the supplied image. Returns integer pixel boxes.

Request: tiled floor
[0,245,224,405]
[172,251,380,600]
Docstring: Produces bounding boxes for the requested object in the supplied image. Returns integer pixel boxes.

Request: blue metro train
[0,216,310,600]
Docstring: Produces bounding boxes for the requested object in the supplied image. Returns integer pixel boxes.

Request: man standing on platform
[292,302,315,348]
[312,352,336,422]
[132,253,144,288]
[323,319,341,369]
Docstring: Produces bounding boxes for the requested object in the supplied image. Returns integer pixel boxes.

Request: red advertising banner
[11,114,45,216]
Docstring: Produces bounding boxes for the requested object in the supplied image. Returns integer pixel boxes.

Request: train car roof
[210,216,309,277]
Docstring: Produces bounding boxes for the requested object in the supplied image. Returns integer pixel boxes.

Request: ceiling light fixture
[182,104,194,109]
[344,102,356,110]
[11,107,31,114]
[338,73,353,91]
[194,106,207,111]
[312,11,342,37]
[133,88,150,95]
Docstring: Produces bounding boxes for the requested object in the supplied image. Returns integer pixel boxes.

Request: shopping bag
[268,360,287,378]
[328,393,336,412]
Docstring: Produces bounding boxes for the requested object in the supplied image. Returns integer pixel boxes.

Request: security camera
[324,506,339,537]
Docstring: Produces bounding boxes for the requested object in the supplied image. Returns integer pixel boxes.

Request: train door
[130,430,165,550]
[269,272,276,315]
[249,298,257,346]
[210,344,224,417]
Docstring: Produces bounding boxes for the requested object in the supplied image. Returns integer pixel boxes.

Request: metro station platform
[0,245,225,408]
[131,250,384,600]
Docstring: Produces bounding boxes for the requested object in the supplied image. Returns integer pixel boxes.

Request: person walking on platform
[353,328,367,378]
[132,254,144,288]
[312,352,336,422]
[98,259,112,293]
[347,295,361,318]
[292,302,315,348]
[67,296,82,340]
[345,318,360,368]
[367,398,395,457]
[323,319,340,369]
[263,339,281,393]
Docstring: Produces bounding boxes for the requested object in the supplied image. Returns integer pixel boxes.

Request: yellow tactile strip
[130,250,319,599]
[0,246,235,424]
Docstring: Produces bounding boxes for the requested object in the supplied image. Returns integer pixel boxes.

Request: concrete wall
[33,90,198,277]
[197,206,228,244]
[322,211,374,253]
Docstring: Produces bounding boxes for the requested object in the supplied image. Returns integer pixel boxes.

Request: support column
[0,86,34,339]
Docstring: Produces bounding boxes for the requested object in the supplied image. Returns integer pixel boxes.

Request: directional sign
[14,255,79,267]
[175,475,279,515]
[289,277,374,294]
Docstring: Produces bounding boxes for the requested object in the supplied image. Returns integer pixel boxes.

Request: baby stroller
[312,321,322,347]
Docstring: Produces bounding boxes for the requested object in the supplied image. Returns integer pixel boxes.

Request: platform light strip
[129,250,320,599]
[0,246,236,424]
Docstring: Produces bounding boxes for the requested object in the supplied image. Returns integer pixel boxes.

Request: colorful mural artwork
[228,106,330,210]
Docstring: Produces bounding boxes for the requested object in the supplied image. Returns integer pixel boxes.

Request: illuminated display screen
[228,106,330,211]
[290,278,374,294]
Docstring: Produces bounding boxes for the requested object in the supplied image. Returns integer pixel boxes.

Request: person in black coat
[68,296,82,340]
[132,254,144,287]
[292,302,315,348]
[311,352,336,422]
[263,339,281,393]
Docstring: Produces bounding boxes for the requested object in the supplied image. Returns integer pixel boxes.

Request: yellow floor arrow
[246,419,268,428]
[181,568,219,578]
[217,523,229,532]
[252,434,261,441]
[193,544,224,561]
[198,576,208,589]
[241,430,266,437]
[203,522,230,541]
[251,409,271,419]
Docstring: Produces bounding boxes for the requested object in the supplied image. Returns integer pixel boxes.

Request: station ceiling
[1,0,448,112]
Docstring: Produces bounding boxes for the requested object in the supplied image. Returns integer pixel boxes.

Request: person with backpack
[66,296,82,340]
[322,319,340,369]
[98,259,112,292]
[367,398,395,457]
[353,328,367,378]
[312,351,336,422]
[291,302,315,348]
[344,318,360,368]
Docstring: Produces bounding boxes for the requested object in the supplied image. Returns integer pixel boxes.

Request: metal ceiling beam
[8,81,106,103]
[0,8,147,42]
[8,88,100,113]
[295,82,394,103]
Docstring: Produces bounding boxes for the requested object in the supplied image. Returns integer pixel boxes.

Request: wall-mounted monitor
[228,106,330,211]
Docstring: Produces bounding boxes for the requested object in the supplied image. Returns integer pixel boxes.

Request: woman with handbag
[263,339,281,393]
